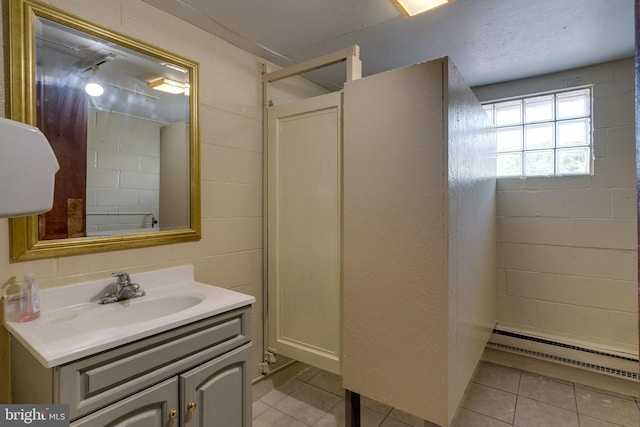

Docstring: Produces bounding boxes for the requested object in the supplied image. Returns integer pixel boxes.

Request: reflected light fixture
[85,82,104,97]
[84,65,104,97]
[147,78,188,94]
[162,63,188,74]
[393,0,453,17]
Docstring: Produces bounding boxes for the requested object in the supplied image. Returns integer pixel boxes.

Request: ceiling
[142,0,635,91]
[37,16,190,123]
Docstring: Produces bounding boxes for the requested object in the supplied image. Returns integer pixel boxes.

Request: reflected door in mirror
[159,122,190,230]
[37,83,87,240]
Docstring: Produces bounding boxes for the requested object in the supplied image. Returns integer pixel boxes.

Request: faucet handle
[112,272,131,286]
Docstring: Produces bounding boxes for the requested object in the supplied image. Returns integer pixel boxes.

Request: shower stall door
[266,91,343,375]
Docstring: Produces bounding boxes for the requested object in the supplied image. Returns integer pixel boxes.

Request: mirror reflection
[35,17,191,239]
[9,0,200,261]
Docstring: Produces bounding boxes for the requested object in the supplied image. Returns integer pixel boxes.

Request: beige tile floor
[252,361,640,427]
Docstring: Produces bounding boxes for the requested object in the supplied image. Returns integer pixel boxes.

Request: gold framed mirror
[8,0,201,261]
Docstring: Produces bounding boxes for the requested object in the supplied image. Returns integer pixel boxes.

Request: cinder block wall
[86,109,161,234]
[473,58,638,354]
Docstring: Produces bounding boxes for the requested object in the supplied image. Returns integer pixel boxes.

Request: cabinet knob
[169,409,178,420]
[187,402,197,412]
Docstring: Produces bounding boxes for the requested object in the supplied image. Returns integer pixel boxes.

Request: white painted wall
[0,0,326,403]
[473,58,638,355]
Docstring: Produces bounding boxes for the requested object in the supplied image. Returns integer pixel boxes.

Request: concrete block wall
[0,0,325,403]
[473,58,638,355]
[86,109,161,234]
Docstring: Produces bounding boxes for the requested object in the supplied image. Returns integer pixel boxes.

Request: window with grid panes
[482,88,592,177]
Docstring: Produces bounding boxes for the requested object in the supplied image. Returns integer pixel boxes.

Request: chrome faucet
[99,272,145,304]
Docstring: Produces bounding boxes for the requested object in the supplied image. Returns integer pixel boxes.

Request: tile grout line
[512,394,520,426]
[573,382,581,426]
[460,407,517,427]
[513,369,523,426]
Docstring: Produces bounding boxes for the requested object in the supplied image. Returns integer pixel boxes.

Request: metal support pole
[345,390,361,427]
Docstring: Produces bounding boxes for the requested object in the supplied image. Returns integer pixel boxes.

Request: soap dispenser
[19,272,40,322]
[3,285,24,323]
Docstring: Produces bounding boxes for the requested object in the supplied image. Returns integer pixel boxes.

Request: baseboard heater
[487,327,639,381]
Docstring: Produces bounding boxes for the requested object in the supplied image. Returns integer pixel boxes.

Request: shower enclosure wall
[342,57,497,426]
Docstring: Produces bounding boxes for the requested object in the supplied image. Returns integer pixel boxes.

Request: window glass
[524,150,554,176]
[484,87,592,177]
[495,100,522,126]
[497,127,523,152]
[557,118,590,147]
[524,95,554,123]
[524,123,554,150]
[557,147,590,175]
[556,89,590,119]
[497,153,522,176]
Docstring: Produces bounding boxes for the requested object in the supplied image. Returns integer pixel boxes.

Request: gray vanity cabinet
[11,307,252,427]
[180,344,252,427]
[69,377,180,426]
[70,344,252,427]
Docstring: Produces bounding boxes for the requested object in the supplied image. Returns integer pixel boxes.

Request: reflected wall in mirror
[9,0,201,261]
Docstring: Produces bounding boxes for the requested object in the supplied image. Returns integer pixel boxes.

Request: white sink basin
[69,294,205,329]
[5,265,255,368]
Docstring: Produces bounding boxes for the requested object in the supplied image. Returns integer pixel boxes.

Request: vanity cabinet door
[180,343,252,427]
[70,377,179,427]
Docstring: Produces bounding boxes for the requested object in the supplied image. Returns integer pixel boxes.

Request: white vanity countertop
[5,265,255,368]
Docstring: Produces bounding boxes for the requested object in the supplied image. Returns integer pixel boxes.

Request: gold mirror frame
[8,0,201,261]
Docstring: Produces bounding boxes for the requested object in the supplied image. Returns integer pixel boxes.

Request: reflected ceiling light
[392,0,452,17]
[147,78,188,94]
[85,82,104,97]
[162,63,188,73]
[84,65,104,97]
